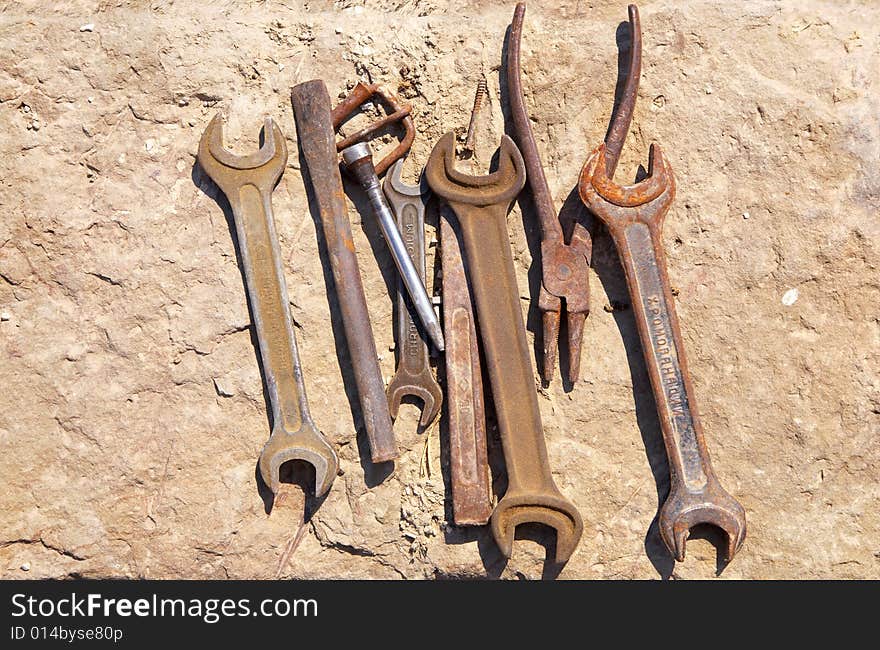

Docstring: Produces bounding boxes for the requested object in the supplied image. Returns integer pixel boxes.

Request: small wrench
[382,159,443,427]
[197,114,339,497]
[578,144,746,561]
[427,132,583,562]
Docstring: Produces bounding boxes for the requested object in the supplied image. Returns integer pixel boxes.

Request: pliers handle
[507,3,642,384]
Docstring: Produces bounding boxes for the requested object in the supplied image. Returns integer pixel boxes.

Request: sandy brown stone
[0,1,877,579]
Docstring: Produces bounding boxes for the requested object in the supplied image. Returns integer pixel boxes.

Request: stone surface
[0,1,877,580]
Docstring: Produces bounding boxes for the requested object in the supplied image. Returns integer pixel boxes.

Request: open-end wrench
[197,114,339,497]
[439,208,492,526]
[426,132,583,562]
[291,80,397,464]
[578,144,746,561]
[381,159,443,428]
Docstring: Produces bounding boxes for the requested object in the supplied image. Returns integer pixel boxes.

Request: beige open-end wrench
[198,114,339,497]
[381,159,443,428]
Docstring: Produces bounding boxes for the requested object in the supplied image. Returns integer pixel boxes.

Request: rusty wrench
[579,147,746,561]
[579,155,746,564]
[426,132,583,562]
[578,5,745,562]
[197,114,339,497]
[381,159,443,427]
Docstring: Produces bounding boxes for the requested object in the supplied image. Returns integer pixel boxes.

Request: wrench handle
[392,198,432,373]
[454,203,554,494]
[613,221,715,491]
[231,184,310,434]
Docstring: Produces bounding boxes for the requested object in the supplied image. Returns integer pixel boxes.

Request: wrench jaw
[258,423,340,498]
[577,143,676,229]
[424,132,526,206]
[386,372,443,428]
[659,481,747,562]
[197,114,287,195]
[490,492,585,564]
[386,159,425,198]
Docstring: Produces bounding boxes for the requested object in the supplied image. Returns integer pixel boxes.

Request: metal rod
[342,143,445,352]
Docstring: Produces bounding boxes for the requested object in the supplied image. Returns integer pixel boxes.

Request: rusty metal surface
[507,2,591,384]
[603,4,642,178]
[426,132,583,562]
[331,81,415,176]
[290,80,397,463]
[507,3,644,385]
[439,207,492,526]
[197,114,339,497]
[577,12,746,560]
[382,159,443,428]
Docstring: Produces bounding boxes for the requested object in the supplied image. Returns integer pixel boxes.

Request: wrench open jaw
[427,132,583,563]
[198,114,340,499]
[258,421,339,498]
[199,114,286,185]
[579,143,746,563]
[383,160,443,428]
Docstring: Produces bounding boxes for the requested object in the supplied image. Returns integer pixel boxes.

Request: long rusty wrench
[578,149,746,562]
[426,132,583,562]
[197,114,339,497]
[291,80,397,463]
[382,159,443,427]
[508,3,641,383]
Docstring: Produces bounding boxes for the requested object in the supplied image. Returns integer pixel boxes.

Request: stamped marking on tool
[240,184,301,433]
[402,205,417,254]
[451,307,477,484]
[626,223,707,491]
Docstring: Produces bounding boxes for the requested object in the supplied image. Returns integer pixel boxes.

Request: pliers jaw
[538,224,591,384]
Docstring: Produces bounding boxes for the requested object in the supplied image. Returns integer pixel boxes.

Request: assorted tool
[291,80,397,463]
[342,144,445,353]
[382,159,443,428]
[426,132,583,562]
[439,208,492,526]
[197,115,339,497]
[195,2,746,570]
[508,2,592,385]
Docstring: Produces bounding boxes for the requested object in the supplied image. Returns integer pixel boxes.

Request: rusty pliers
[508,3,641,384]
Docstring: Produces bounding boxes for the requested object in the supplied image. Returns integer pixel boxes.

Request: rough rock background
[0,0,877,580]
